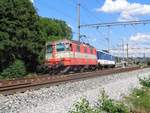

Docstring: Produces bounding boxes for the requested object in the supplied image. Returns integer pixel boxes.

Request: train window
[77,45,80,52]
[47,45,53,53]
[84,47,87,53]
[100,52,103,59]
[56,43,65,52]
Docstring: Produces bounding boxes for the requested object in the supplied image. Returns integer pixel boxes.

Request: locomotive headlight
[65,44,69,48]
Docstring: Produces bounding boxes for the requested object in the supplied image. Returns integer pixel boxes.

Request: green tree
[0,0,45,73]
[39,17,72,41]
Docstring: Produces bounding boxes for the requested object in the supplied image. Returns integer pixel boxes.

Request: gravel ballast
[0,68,150,113]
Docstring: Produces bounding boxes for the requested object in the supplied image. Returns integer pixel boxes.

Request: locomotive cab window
[56,43,65,52]
[47,45,53,53]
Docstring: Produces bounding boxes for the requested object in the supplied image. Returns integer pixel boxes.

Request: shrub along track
[0,67,141,95]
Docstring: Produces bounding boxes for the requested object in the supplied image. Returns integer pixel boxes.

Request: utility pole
[105,26,110,52]
[119,44,121,62]
[122,39,125,67]
[77,3,80,42]
[117,44,121,63]
[126,43,129,65]
[143,52,146,59]
[122,40,125,61]
[106,37,110,52]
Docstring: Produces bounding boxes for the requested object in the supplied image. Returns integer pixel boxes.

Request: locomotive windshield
[56,43,65,52]
[47,45,53,53]
[56,43,71,51]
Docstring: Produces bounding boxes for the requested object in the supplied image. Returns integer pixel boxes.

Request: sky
[32,0,150,57]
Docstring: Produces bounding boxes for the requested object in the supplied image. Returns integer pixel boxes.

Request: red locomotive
[45,39,97,74]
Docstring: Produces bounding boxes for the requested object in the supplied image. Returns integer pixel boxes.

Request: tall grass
[126,77,150,113]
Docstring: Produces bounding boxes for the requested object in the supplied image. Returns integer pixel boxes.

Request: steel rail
[0,67,142,95]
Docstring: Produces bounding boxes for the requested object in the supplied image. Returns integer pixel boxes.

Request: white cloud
[130,33,150,42]
[99,0,128,13]
[97,0,150,21]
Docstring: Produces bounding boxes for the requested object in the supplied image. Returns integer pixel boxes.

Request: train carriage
[97,50,115,68]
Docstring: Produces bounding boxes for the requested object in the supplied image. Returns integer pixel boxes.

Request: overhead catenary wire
[80,19,150,28]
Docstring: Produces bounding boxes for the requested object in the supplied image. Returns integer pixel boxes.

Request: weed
[69,98,97,113]
[139,77,150,87]
[69,90,129,113]
[126,88,150,113]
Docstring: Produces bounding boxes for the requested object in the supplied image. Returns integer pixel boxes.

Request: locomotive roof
[71,40,95,48]
[97,50,113,56]
[46,39,95,48]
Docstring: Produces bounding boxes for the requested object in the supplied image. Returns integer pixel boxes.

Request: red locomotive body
[45,39,97,73]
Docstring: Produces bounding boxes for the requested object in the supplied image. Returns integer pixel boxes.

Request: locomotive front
[45,39,72,68]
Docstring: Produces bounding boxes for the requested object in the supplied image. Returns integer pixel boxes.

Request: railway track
[0,67,141,95]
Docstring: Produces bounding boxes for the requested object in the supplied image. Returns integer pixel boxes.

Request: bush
[0,75,3,79]
[100,99,129,113]
[0,59,27,79]
[98,90,129,113]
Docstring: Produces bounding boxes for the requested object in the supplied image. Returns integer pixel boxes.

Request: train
[41,39,115,74]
